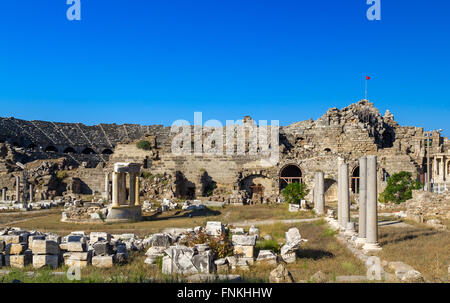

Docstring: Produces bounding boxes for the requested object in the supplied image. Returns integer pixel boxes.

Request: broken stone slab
[31,240,60,255]
[5,243,28,255]
[63,251,92,262]
[205,221,225,236]
[231,235,257,246]
[162,246,198,275]
[256,250,277,265]
[92,256,114,268]
[309,271,328,283]
[144,246,166,265]
[269,264,294,283]
[288,204,300,212]
[65,259,89,268]
[192,251,214,274]
[285,227,303,244]
[388,261,414,278]
[67,235,87,243]
[2,235,28,245]
[146,233,172,248]
[248,226,260,238]
[194,243,210,252]
[230,227,246,235]
[187,274,241,283]
[32,255,59,269]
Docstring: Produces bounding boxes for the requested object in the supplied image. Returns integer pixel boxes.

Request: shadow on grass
[297,249,334,260]
[379,228,439,246]
[142,207,221,222]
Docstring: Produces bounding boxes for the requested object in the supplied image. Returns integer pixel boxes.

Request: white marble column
[363,155,382,252]
[16,176,20,203]
[356,157,367,245]
[1,188,6,201]
[129,173,136,206]
[341,162,350,230]
[315,171,325,215]
[134,174,140,206]
[112,172,119,207]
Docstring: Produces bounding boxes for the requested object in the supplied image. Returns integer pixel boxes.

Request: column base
[363,242,382,254]
[106,205,142,223]
[355,237,366,248]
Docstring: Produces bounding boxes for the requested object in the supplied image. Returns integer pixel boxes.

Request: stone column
[337,158,343,226]
[1,188,6,202]
[16,176,20,203]
[129,173,136,206]
[104,172,110,201]
[135,174,140,206]
[112,172,120,207]
[363,155,382,252]
[29,184,34,203]
[356,157,367,245]
[118,173,127,205]
[341,163,350,230]
[315,171,325,215]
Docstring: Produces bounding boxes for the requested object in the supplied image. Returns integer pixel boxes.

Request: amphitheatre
[0,99,448,283]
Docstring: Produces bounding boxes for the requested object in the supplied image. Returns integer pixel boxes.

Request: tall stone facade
[0,100,447,203]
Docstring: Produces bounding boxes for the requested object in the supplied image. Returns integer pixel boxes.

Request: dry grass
[0,204,314,237]
[378,222,450,282]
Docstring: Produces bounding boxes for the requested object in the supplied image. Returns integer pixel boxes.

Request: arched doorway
[63,147,77,154]
[81,147,96,155]
[279,164,303,192]
[45,146,58,153]
[240,174,271,203]
[351,166,360,193]
[101,148,113,155]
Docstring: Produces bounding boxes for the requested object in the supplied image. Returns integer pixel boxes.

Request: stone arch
[45,145,58,153]
[81,147,96,155]
[279,164,303,192]
[101,148,114,155]
[27,143,37,149]
[351,166,360,193]
[63,147,77,154]
[324,148,331,153]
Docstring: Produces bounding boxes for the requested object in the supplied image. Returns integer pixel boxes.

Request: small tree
[379,171,422,204]
[136,140,151,150]
[281,182,309,204]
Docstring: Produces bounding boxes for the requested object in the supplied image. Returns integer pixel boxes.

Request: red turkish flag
[366,76,371,80]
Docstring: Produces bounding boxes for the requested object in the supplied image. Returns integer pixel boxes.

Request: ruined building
[0,100,448,204]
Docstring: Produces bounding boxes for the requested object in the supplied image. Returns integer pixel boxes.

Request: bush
[281,182,309,204]
[56,170,68,180]
[141,171,153,179]
[183,230,233,259]
[379,171,422,204]
[136,140,151,150]
[204,182,217,197]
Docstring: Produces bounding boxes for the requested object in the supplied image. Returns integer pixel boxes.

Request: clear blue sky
[0,1,449,136]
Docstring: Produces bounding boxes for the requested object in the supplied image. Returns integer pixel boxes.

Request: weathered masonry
[0,100,448,204]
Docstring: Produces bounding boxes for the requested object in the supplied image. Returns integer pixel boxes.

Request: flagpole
[364,78,367,100]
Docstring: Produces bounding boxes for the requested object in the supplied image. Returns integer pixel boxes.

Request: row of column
[338,156,381,252]
[4,176,34,207]
[314,172,325,215]
[111,172,140,207]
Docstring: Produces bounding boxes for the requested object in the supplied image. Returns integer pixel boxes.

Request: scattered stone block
[147,234,172,247]
[67,242,87,252]
[5,243,27,255]
[92,256,114,268]
[90,232,111,243]
[288,204,300,212]
[269,264,294,283]
[248,226,260,238]
[32,240,60,255]
[256,250,277,265]
[205,221,225,236]
[231,235,257,246]
[93,241,113,256]
[32,255,59,269]
[233,245,254,258]
[5,253,32,269]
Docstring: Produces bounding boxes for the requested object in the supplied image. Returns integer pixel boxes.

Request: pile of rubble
[143,221,307,276]
[61,201,109,223]
[0,227,143,269]
[405,190,450,229]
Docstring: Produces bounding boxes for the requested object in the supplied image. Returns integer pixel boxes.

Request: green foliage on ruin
[182,230,233,259]
[136,140,152,151]
[379,171,422,204]
[204,182,217,197]
[281,182,309,204]
[141,171,153,179]
[56,170,68,180]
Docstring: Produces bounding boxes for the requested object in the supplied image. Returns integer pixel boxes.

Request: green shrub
[56,170,68,180]
[281,182,309,204]
[204,182,217,197]
[136,140,151,150]
[379,171,422,204]
[141,171,153,179]
[256,239,281,254]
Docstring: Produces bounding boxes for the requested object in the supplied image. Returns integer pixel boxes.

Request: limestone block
[93,241,113,256]
[205,221,225,236]
[233,245,254,258]
[146,233,172,247]
[67,242,87,252]
[92,256,114,268]
[6,243,28,255]
[5,253,32,269]
[269,264,294,283]
[65,258,89,268]
[3,235,27,245]
[256,250,277,265]
[231,235,257,246]
[32,240,60,255]
[33,255,59,269]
